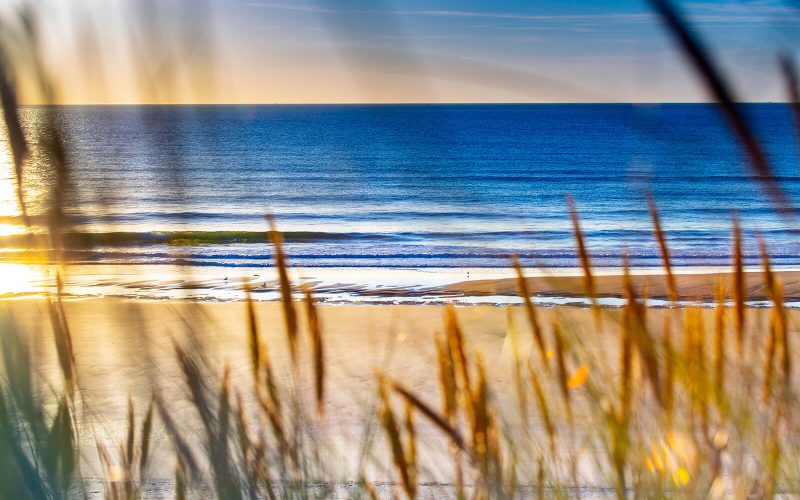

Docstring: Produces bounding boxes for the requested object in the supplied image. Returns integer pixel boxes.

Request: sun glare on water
[0,143,44,296]
[0,263,46,296]
[0,143,24,226]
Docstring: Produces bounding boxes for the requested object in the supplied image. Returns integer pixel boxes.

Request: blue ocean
[2,104,799,302]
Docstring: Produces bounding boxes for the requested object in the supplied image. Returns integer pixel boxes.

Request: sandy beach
[0,268,789,493]
[446,269,800,301]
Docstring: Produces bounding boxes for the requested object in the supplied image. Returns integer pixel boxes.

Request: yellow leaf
[567,364,589,389]
[673,467,690,486]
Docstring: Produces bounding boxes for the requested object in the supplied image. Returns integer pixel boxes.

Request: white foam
[0,262,796,308]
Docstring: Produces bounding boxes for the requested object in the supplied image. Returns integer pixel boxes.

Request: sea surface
[1,103,799,302]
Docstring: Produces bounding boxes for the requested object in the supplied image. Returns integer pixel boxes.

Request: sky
[3,0,800,103]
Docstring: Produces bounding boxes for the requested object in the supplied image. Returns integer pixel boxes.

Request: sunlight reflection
[0,263,48,296]
[0,137,27,242]
[0,223,25,236]
[0,142,21,218]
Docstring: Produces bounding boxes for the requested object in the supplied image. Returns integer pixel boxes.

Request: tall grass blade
[567,196,600,323]
[713,279,726,403]
[435,335,457,422]
[49,273,77,396]
[445,307,472,400]
[649,0,790,211]
[303,285,325,416]
[175,457,188,500]
[125,396,135,468]
[0,57,29,223]
[376,374,415,498]
[245,285,262,385]
[155,396,201,479]
[647,196,677,302]
[403,401,417,496]
[512,256,549,369]
[759,237,778,402]
[390,379,466,451]
[139,395,155,484]
[780,53,800,159]
[732,215,745,359]
[623,255,662,406]
[267,216,298,364]
[552,321,572,420]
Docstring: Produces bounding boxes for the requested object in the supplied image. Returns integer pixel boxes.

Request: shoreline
[1,266,796,305]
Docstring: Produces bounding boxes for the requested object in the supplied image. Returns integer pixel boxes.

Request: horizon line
[13,101,792,106]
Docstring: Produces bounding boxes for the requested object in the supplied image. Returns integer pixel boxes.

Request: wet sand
[446,269,800,301]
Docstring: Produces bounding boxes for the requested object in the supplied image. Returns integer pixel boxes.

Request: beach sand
[446,269,800,301]
[0,268,790,493]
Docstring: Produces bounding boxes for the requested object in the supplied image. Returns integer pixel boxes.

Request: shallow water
[2,104,798,301]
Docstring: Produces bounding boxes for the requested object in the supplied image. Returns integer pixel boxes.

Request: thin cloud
[495,26,566,31]
[689,14,800,23]
[404,10,653,22]
[686,1,800,15]
[415,10,800,25]
[244,2,337,13]
[245,3,796,25]
[244,3,654,23]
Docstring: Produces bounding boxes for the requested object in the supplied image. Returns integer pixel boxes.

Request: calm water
[2,104,799,301]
